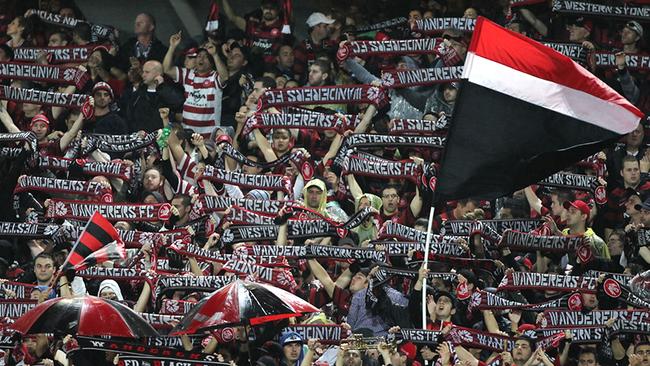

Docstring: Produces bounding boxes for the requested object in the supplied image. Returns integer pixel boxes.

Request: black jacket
[124,82,184,132]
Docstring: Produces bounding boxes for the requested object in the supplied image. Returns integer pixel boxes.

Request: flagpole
[421,206,435,330]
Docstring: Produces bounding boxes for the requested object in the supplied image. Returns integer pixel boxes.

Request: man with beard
[86,82,128,134]
[379,183,422,227]
[221,0,291,64]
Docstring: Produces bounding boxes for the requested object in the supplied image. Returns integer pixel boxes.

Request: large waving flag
[63,211,125,271]
[435,17,643,203]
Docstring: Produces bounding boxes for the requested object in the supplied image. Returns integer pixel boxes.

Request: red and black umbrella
[11,296,158,338]
[173,279,319,334]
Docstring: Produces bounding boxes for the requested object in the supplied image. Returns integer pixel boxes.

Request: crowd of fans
[0,0,649,365]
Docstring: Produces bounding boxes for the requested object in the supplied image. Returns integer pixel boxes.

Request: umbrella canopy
[174,279,319,334]
[11,296,158,338]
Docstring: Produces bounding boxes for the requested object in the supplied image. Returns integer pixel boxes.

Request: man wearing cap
[294,12,336,82]
[87,82,128,135]
[612,21,645,106]
[124,60,183,133]
[301,178,329,218]
[279,331,305,366]
[554,200,610,260]
[567,17,593,44]
[221,0,291,64]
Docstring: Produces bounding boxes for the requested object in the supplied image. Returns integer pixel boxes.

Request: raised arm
[0,102,20,133]
[253,129,279,162]
[59,98,89,151]
[163,31,182,80]
[204,42,229,83]
[307,259,336,297]
[221,0,247,31]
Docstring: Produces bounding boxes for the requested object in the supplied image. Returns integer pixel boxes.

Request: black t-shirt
[85,111,128,135]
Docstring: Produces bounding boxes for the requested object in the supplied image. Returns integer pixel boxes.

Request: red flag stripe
[466,17,642,128]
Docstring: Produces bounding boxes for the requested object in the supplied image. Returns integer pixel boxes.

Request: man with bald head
[124,59,184,132]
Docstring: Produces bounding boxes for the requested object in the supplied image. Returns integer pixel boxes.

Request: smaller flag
[64,211,124,270]
[205,1,219,32]
[281,0,292,34]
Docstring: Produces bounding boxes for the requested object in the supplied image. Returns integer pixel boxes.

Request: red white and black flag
[435,17,643,202]
[205,1,219,32]
[63,211,125,271]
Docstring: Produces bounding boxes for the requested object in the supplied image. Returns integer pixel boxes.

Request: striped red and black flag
[435,17,643,203]
[64,211,124,270]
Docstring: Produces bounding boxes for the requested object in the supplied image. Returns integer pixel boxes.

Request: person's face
[306,186,323,209]
[48,33,67,47]
[358,197,370,210]
[463,7,478,18]
[171,198,190,220]
[93,90,112,108]
[568,25,590,42]
[607,234,624,256]
[143,169,163,191]
[420,345,435,360]
[578,352,598,366]
[88,50,103,67]
[283,342,301,362]
[31,121,49,140]
[550,195,565,217]
[625,195,641,215]
[312,23,330,41]
[621,161,641,186]
[134,14,153,35]
[30,289,42,300]
[272,130,290,153]
[626,123,644,147]
[344,350,362,366]
[100,289,118,301]
[34,257,55,283]
[142,62,159,85]
[498,207,514,219]
[59,7,74,18]
[227,48,247,71]
[382,188,399,214]
[308,65,327,86]
[458,201,477,217]
[512,340,532,362]
[635,345,650,366]
[143,195,159,204]
[324,167,338,186]
[195,51,213,74]
[408,10,422,25]
[566,206,586,227]
[261,5,279,21]
[443,87,457,102]
[434,295,454,319]
[582,292,598,309]
[621,27,639,45]
[349,272,368,292]
[275,75,288,88]
[642,208,650,226]
[7,17,23,37]
[243,156,262,175]
[277,46,295,68]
